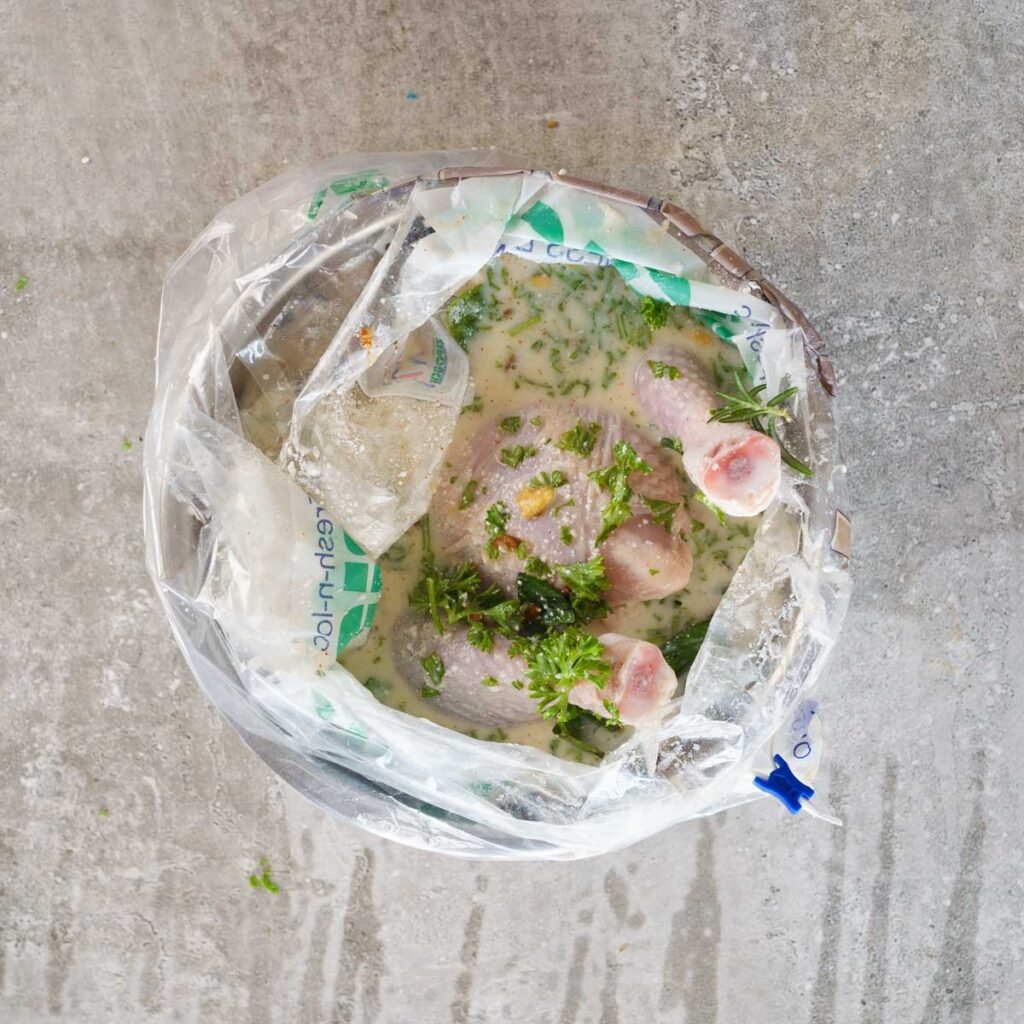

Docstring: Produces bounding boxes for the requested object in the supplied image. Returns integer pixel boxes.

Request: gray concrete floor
[2,1,1022,1021]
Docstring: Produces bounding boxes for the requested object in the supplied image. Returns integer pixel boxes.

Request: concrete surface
[2,0,1022,1020]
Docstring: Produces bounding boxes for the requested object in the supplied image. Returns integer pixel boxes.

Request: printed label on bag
[307,499,382,657]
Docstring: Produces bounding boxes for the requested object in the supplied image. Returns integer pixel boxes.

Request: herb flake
[556,420,601,457]
[647,359,682,380]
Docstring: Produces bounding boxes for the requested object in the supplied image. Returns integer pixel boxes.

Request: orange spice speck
[359,326,373,348]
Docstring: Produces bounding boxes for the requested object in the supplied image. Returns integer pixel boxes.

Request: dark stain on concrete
[332,848,385,1024]
[659,820,721,1022]
[559,909,593,1024]
[299,903,335,1019]
[451,874,489,1024]
[599,952,620,1024]
[45,844,74,1016]
[860,758,899,1024]
[808,768,849,1024]
[917,750,987,1024]
[603,868,645,931]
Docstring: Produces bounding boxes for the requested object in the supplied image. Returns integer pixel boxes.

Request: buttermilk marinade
[341,256,759,759]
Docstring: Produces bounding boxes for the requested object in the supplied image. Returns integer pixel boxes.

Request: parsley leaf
[484,501,512,558]
[467,621,495,652]
[499,444,537,469]
[525,627,611,726]
[659,436,684,454]
[484,599,524,637]
[647,360,682,380]
[447,285,491,348]
[409,560,504,634]
[693,490,727,526]
[555,554,611,623]
[524,556,551,577]
[588,441,652,545]
[641,496,679,531]
[420,651,445,698]
[499,416,522,434]
[508,313,542,336]
[640,295,670,329]
[556,420,601,457]
[459,480,478,509]
[554,554,610,603]
[529,469,568,489]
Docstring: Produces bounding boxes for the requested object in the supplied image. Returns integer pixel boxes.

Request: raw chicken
[432,402,692,604]
[393,619,680,729]
[634,347,781,517]
[392,616,538,726]
[570,633,679,727]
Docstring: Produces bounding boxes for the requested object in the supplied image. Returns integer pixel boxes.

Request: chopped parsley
[640,295,670,329]
[529,415,543,427]
[484,501,512,558]
[499,444,537,469]
[409,556,511,637]
[459,480,478,509]
[641,496,679,531]
[693,490,727,526]
[15,275,28,292]
[526,627,611,726]
[551,497,576,518]
[524,555,551,577]
[248,857,280,894]
[528,469,568,489]
[556,420,601,457]
[420,651,445,698]
[554,554,610,603]
[659,436,684,454]
[499,416,522,434]
[364,676,390,699]
[480,676,500,688]
[508,313,542,336]
[447,285,492,347]
[467,621,495,652]
[589,441,652,544]
[462,396,484,414]
[554,554,611,622]
[647,359,682,380]
[560,525,574,545]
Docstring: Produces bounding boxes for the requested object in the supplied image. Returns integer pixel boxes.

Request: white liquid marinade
[340,256,759,756]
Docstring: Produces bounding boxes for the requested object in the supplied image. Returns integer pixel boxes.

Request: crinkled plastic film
[144,151,851,859]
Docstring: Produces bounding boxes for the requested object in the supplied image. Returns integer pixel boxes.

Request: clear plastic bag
[144,151,851,859]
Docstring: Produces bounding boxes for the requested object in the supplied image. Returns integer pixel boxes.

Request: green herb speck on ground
[248,857,280,894]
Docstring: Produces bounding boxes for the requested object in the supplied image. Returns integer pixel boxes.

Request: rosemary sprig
[708,372,813,477]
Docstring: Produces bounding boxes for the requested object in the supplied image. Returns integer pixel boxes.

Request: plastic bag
[144,151,851,859]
